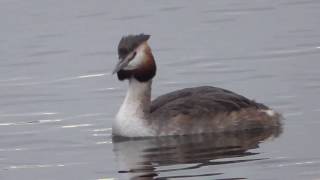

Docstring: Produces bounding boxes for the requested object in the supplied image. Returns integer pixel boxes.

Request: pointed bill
[112,51,136,74]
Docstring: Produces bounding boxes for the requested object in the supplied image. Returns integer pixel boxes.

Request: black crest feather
[118,34,150,59]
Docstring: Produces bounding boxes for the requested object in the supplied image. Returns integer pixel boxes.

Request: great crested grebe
[112,34,281,137]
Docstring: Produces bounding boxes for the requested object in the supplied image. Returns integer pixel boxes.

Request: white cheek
[124,51,144,70]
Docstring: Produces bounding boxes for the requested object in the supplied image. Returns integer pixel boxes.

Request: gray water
[1,0,320,179]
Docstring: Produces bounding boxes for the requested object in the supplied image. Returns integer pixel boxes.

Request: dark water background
[1,0,320,179]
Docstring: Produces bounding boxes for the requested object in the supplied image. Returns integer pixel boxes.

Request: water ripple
[27,50,69,57]
[76,12,108,18]
[92,128,112,132]
[281,0,320,6]
[35,33,64,39]
[0,112,57,117]
[159,6,184,12]
[62,124,93,128]
[92,133,111,137]
[203,7,275,14]
[275,160,320,168]
[2,61,43,67]
[6,162,85,170]
[0,119,62,126]
[213,47,320,62]
[81,50,115,57]
[0,147,28,152]
[0,73,107,87]
[112,14,150,21]
[203,18,236,24]
[0,77,32,83]
[96,141,112,145]
[284,112,304,117]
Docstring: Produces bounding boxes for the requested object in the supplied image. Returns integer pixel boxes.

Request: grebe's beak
[112,57,129,74]
[112,51,136,74]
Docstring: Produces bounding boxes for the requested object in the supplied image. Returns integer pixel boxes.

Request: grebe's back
[149,86,280,136]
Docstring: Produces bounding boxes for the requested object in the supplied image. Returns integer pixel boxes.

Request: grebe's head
[112,34,156,82]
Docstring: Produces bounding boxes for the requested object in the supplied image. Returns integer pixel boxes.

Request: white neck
[113,78,154,137]
[122,78,152,116]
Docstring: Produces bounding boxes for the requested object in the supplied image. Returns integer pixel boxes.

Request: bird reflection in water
[112,127,282,180]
